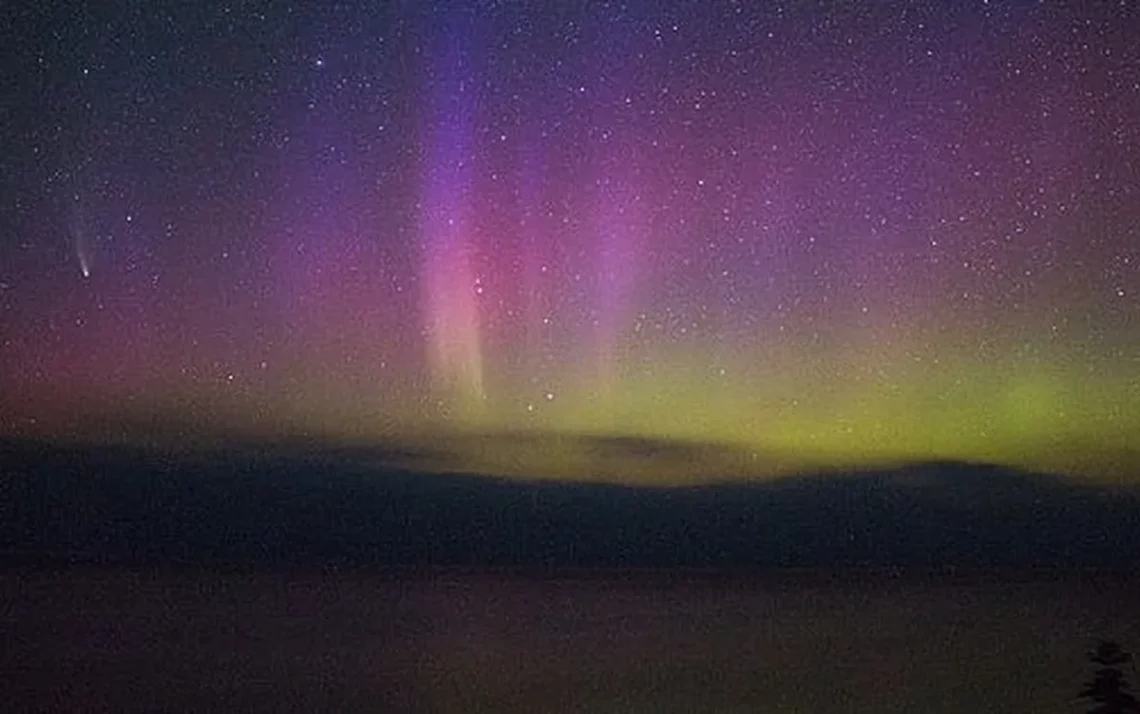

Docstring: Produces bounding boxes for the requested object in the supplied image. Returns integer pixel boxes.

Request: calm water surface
[2,568,1137,713]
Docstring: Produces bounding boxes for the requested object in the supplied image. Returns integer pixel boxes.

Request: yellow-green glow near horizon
[395,345,1137,481]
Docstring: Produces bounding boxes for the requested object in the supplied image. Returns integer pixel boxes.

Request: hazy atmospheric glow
[0,2,1137,480]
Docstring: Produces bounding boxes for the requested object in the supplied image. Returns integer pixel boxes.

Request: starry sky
[1,1,1137,481]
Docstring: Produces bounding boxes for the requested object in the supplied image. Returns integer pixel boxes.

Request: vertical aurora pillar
[419,11,487,422]
[593,172,647,409]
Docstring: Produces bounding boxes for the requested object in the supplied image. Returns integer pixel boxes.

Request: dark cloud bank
[3,436,1138,570]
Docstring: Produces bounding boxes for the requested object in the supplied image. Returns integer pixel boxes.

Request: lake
[2,568,1136,712]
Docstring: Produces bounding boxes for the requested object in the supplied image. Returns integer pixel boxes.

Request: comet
[69,193,91,278]
[75,228,91,278]
[78,246,90,278]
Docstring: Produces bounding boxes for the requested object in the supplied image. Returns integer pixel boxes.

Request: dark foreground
[4,438,1140,570]
[2,567,1138,713]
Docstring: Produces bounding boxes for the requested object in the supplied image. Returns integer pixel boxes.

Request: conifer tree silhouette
[1080,641,1140,714]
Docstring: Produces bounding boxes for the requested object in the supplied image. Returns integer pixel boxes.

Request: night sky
[1,1,1137,480]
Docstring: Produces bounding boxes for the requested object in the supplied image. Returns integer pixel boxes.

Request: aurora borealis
[0,1,1137,480]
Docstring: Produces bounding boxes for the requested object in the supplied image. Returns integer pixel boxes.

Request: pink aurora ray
[420,11,486,420]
